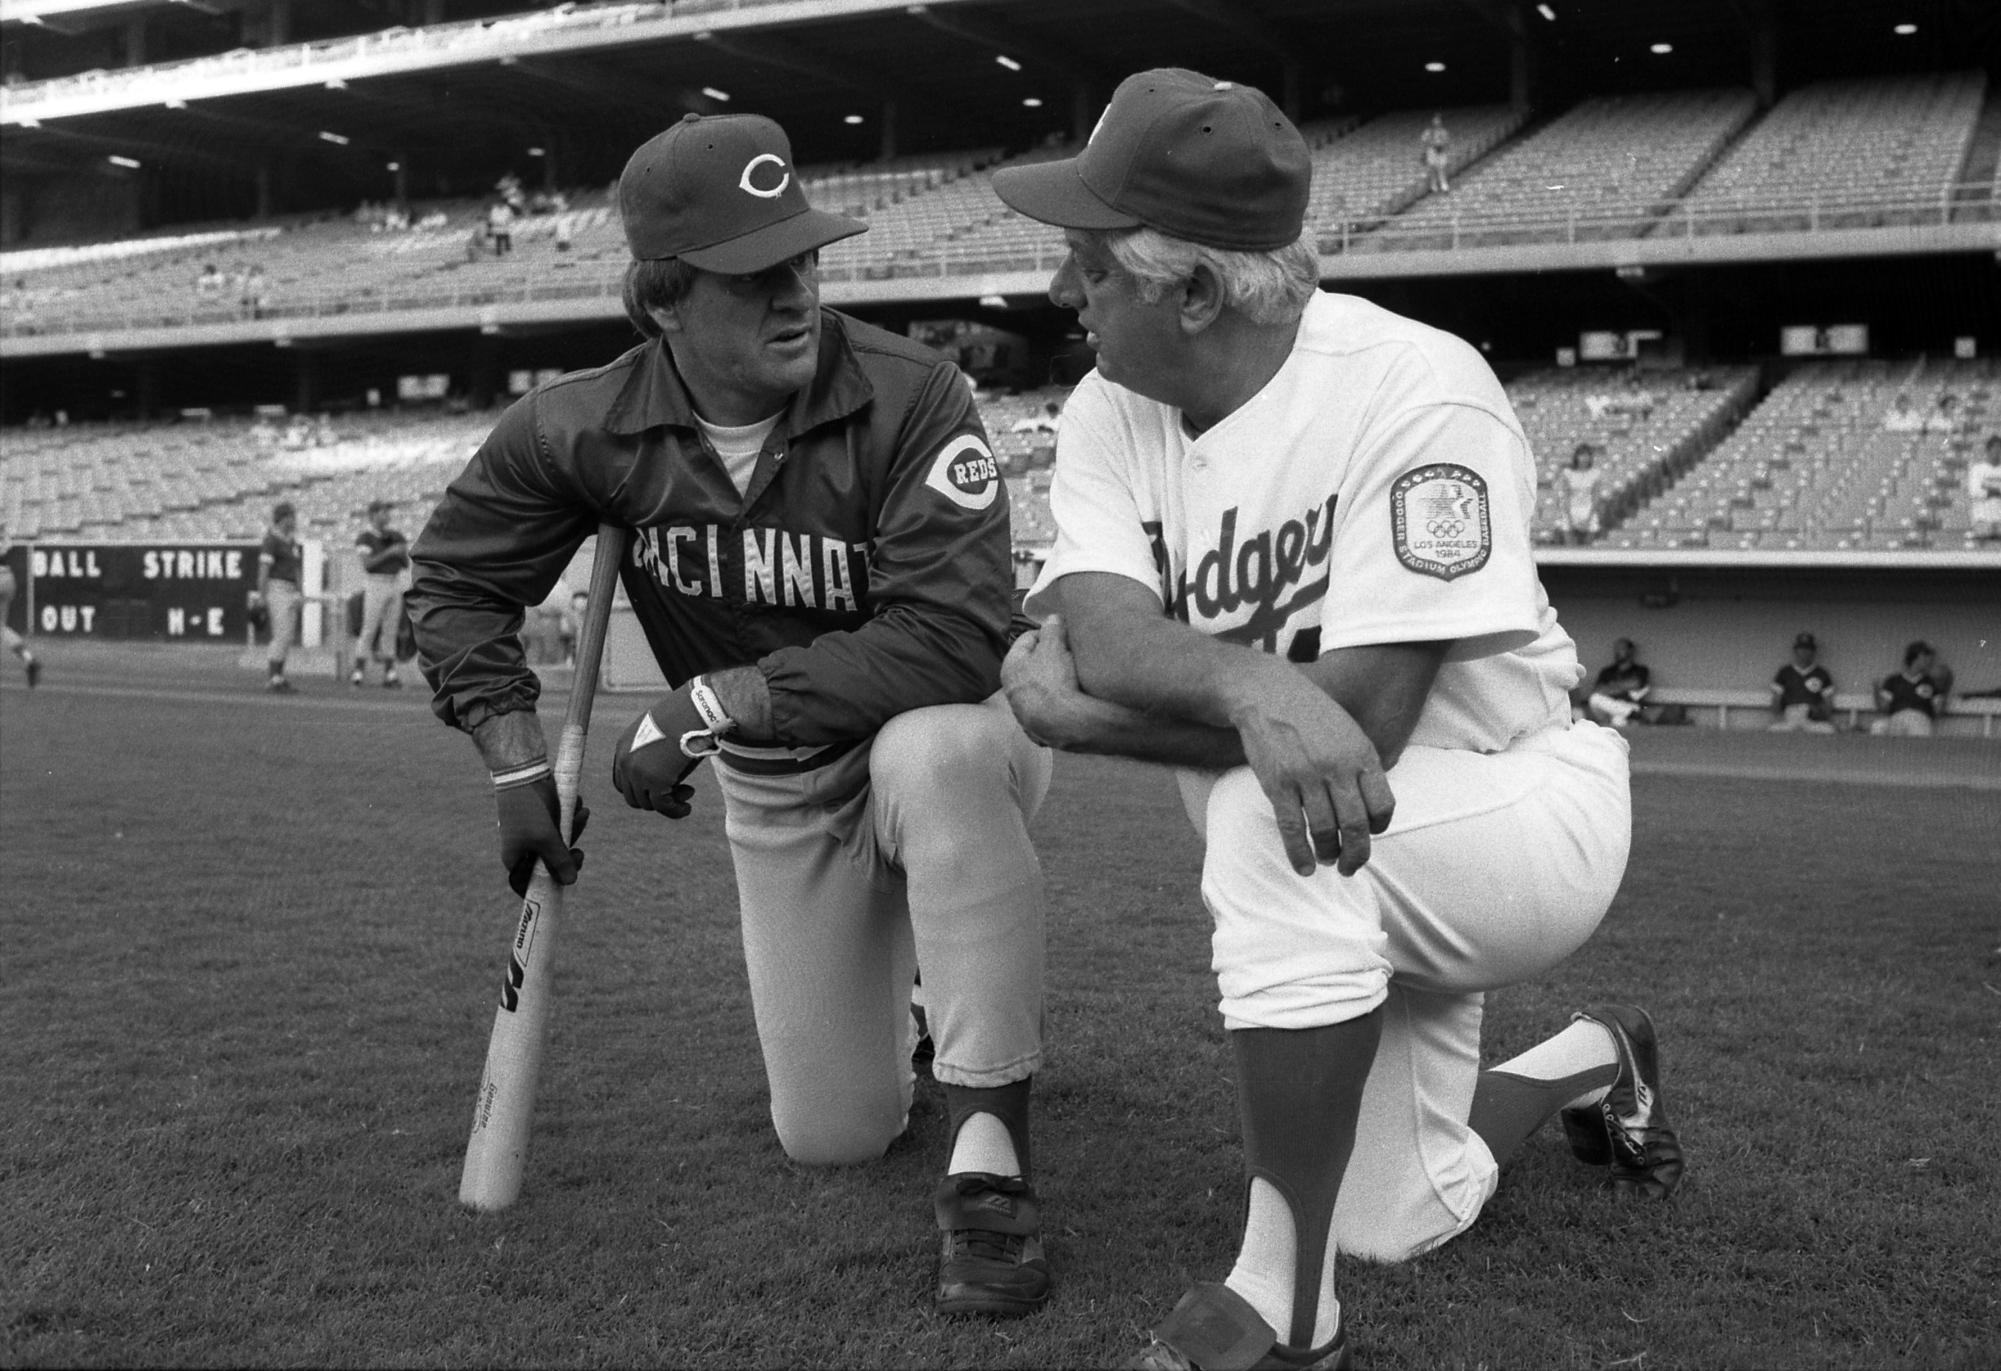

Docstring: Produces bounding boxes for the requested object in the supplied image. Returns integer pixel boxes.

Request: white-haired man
[992,69,1684,1370]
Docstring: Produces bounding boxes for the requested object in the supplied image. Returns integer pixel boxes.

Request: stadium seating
[1354,89,1757,249]
[1672,71,1987,234]
[1510,366,1761,545]
[5,71,1994,338]
[1617,356,1999,550]
[1308,105,1527,249]
[0,410,490,544]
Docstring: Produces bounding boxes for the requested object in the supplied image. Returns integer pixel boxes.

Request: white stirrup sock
[1494,1019,1618,1109]
[1225,1177,1340,1349]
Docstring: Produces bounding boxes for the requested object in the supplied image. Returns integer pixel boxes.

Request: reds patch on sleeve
[1391,463,1491,580]
[924,434,1001,512]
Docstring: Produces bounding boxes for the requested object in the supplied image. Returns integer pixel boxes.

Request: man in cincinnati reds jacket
[408,111,1056,1320]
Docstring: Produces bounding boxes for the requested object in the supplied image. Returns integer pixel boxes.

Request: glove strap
[491,758,552,790]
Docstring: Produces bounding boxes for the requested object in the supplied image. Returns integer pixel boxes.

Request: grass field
[4,645,1999,1370]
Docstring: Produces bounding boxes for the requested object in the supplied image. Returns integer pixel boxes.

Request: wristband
[491,758,552,790]
[688,675,736,735]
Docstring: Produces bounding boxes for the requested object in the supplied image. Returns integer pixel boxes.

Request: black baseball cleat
[349,668,365,688]
[267,677,296,694]
[934,1172,1050,1317]
[1562,1004,1685,1200]
[24,658,40,688]
[1128,1282,1352,1371]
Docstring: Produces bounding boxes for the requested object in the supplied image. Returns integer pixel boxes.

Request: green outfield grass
[3,650,1998,1370]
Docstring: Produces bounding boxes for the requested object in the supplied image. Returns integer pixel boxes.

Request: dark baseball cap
[367,498,393,515]
[1794,631,1817,649]
[990,68,1310,251]
[272,501,295,522]
[617,113,867,273]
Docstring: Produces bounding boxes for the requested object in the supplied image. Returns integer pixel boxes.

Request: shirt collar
[604,308,873,439]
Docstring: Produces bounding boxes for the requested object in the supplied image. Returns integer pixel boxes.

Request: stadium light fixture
[701,86,730,102]
[1893,23,1917,35]
[844,114,864,125]
[995,55,1022,72]
[1425,61,1447,73]
[1650,42,1673,54]
[1023,97,1043,108]
[108,155,142,169]
[319,131,351,146]
[1536,3,1556,19]
[386,161,400,172]
[325,78,347,91]
[527,147,545,157]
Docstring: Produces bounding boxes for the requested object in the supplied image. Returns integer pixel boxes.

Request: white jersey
[1026,290,1581,754]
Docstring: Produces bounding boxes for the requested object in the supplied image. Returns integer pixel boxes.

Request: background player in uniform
[408,112,1056,1319]
[991,69,1684,1370]
[1769,630,1837,732]
[252,500,304,694]
[1871,640,1950,736]
[352,499,410,688]
[0,521,42,687]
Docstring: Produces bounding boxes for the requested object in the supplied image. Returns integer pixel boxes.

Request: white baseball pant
[1179,718,1632,1262]
[711,692,1052,1167]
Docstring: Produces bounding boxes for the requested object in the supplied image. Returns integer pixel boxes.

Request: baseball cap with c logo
[618,113,867,272]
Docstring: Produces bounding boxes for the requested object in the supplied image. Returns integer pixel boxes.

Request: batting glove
[493,765,588,897]
[610,686,708,819]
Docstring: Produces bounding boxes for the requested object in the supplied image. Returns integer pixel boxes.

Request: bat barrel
[457,523,628,1212]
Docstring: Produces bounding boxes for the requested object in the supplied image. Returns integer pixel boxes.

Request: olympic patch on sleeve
[1390,463,1491,581]
[924,434,1001,512]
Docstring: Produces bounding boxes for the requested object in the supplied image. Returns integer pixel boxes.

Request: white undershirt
[697,412,783,495]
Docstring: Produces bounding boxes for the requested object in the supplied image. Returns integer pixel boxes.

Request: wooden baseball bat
[459,523,628,1212]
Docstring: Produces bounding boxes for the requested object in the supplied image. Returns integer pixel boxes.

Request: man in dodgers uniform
[992,70,1685,1369]
[409,112,1055,1318]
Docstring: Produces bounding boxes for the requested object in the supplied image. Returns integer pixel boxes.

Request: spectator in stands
[250,413,280,448]
[1556,441,1605,545]
[487,199,516,256]
[0,521,43,689]
[315,413,339,447]
[1586,638,1652,728]
[252,501,305,694]
[352,500,410,689]
[1769,630,1837,733]
[243,264,269,321]
[195,262,224,298]
[1420,112,1451,193]
[554,207,576,253]
[1924,394,1963,435]
[1968,433,2001,543]
[496,171,527,217]
[1882,391,1925,432]
[281,415,312,451]
[1871,641,1951,737]
[1010,401,1064,436]
[10,278,39,335]
[465,221,488,262]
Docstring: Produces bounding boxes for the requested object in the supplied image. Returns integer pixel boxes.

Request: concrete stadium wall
[1543,562,2001,712]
